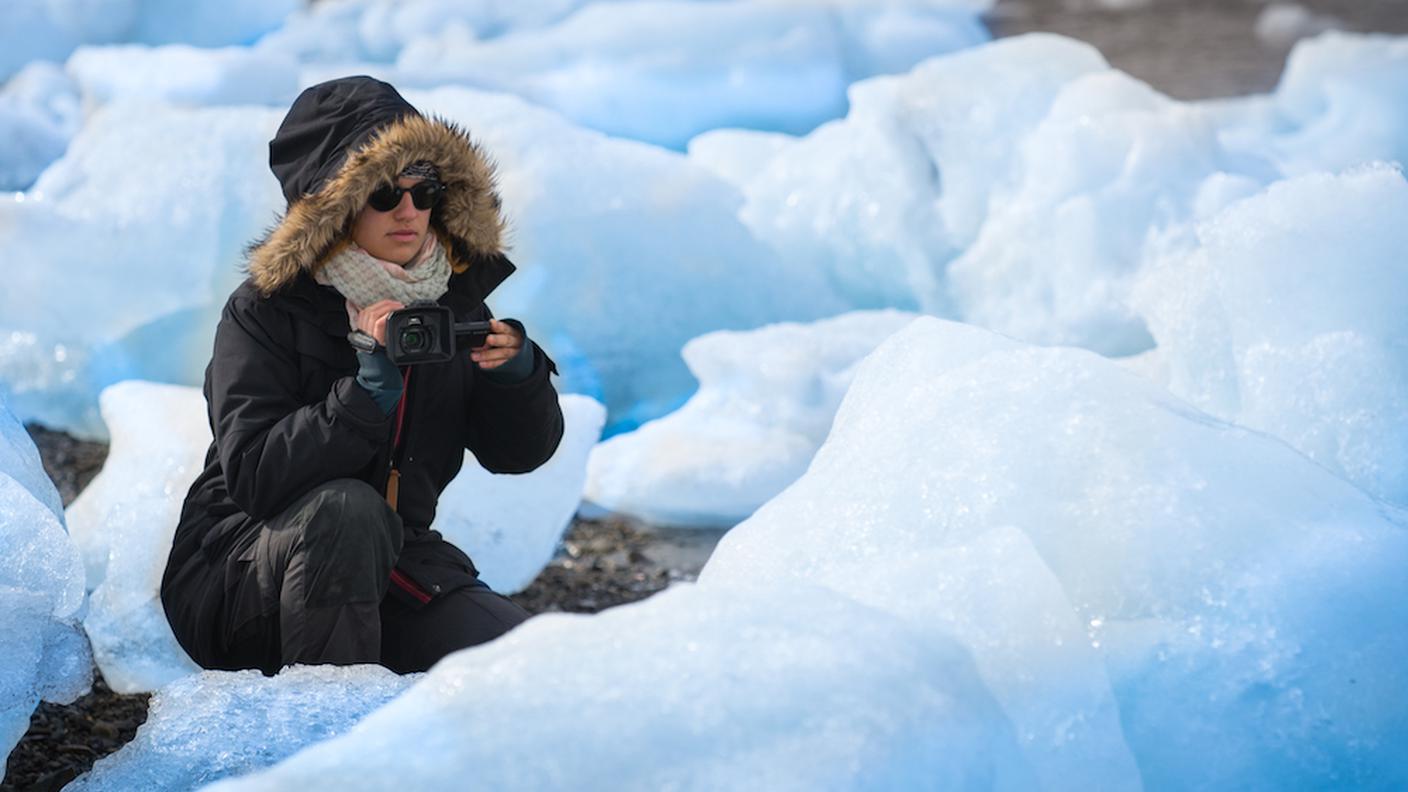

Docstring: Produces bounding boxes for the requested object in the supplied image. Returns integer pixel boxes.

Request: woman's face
[351,176,433,265]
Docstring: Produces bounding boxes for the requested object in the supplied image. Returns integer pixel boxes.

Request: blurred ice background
[3,0,1408,787]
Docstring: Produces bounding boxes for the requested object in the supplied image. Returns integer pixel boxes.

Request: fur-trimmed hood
[248,76,506,296]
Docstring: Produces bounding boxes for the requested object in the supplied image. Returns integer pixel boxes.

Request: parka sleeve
[210,294,394,520]
[462,322,564,474]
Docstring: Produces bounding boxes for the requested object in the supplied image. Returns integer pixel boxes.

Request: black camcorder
[383,300,492,364]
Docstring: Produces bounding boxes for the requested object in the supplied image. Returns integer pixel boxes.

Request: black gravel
[3,426,717,791]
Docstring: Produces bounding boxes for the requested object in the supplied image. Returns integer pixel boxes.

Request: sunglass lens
[367,182,443,212]
[367,185,401,212]
[410,182,443,210]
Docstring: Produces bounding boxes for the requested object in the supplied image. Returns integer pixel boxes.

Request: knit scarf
[315,232,451,310]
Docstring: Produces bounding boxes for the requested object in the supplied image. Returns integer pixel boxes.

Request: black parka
[162,77,563,624]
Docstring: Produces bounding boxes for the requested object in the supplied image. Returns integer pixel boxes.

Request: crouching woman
[161,76,563,675]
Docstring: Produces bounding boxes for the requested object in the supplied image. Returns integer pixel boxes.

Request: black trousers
[164,479,530,675]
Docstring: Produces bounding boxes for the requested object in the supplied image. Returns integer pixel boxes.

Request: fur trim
[248,114,506,295]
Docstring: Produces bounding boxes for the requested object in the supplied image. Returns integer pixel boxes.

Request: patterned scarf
[315,232,452,310]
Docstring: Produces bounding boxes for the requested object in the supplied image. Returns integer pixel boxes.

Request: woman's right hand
[352,299,405,347]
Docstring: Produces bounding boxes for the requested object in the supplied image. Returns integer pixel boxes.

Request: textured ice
[0,392,90,771]
[65,381,603,692]
[209,583,1035,791]
[701,318,1408,788]
[1258,32,1408,175]
[433,394,606,593]
[256,0,606,64]
[717,31,1408,354]
[0,102,285,437]
[407,86,850,431]
[586,310,917,527]
[65,382,208,693]
[0,0,300,82]
[394,1,988,148]
[1131,164,1408,505]
[0,61,82,191]
[66,45,301,107]
[67,665,417,791]
[1255,4,1342,49]
[214,318,1408,789]
[723,34,1111,314]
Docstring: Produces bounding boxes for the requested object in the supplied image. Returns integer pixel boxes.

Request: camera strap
[385,367,413,511]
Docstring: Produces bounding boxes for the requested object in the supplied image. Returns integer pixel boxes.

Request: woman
[161,76,564,675]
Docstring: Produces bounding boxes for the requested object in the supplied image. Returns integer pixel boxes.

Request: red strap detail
[389,568,432,604]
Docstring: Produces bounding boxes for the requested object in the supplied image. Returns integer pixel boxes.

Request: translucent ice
[724,34,1111,314]
[0,391,90,771]
[256,0,605,64]
[66,382,209,693]
[1131,164,1408,505]
[0,61,81,191]
[66,381,603,692]
[209,583,1035,791]
[0,0,300,82]
[433,394,607,594]
[68,665,417,791]
[1262,32,1408,174]
[395,1,988,148]
[702,318,1408,788]
[66,45,301,107]
[0,102,285,437]
[586,310,918,527]
[408,86,850,431]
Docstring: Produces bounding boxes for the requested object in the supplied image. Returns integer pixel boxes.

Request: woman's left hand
[471,319,524,370]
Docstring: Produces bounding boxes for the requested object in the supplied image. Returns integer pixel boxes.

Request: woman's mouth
[390,230,418,240]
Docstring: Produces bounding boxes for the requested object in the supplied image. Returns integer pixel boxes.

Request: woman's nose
[393,192,418,218]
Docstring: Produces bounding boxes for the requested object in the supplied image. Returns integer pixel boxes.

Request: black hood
[247,76,509,296]
[270,76,419,205]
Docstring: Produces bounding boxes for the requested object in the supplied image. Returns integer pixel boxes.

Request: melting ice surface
[208,319,1408,790]
[0,0,299,82]
[0,391,90,772]
[592,32,1408,521]
[585,310,919,527]
[67,665,417,791]
[64,381,604,694]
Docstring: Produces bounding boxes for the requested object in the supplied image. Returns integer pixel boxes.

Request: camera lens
[400,327,429,353]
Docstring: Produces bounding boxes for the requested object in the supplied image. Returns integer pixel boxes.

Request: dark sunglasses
[366,181,444,212]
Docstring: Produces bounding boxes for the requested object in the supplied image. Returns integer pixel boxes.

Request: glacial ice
[702,318,1408,788]
[0,61,81,191]
[67,665,417,791]
[1131,164,1408,505]
[212,318,1408,790]
[66,45,301,107]
[0,392,90,772]
[209,583,1036,791]
[0,102,285,437]
[393,0,989,148]
[585,310,918,527]
[406,86,851,431]
[0,0,300,82]
[65,381,604,693]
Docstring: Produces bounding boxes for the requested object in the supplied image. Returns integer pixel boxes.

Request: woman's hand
[471,319,524,370]
[352,299,406,347]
